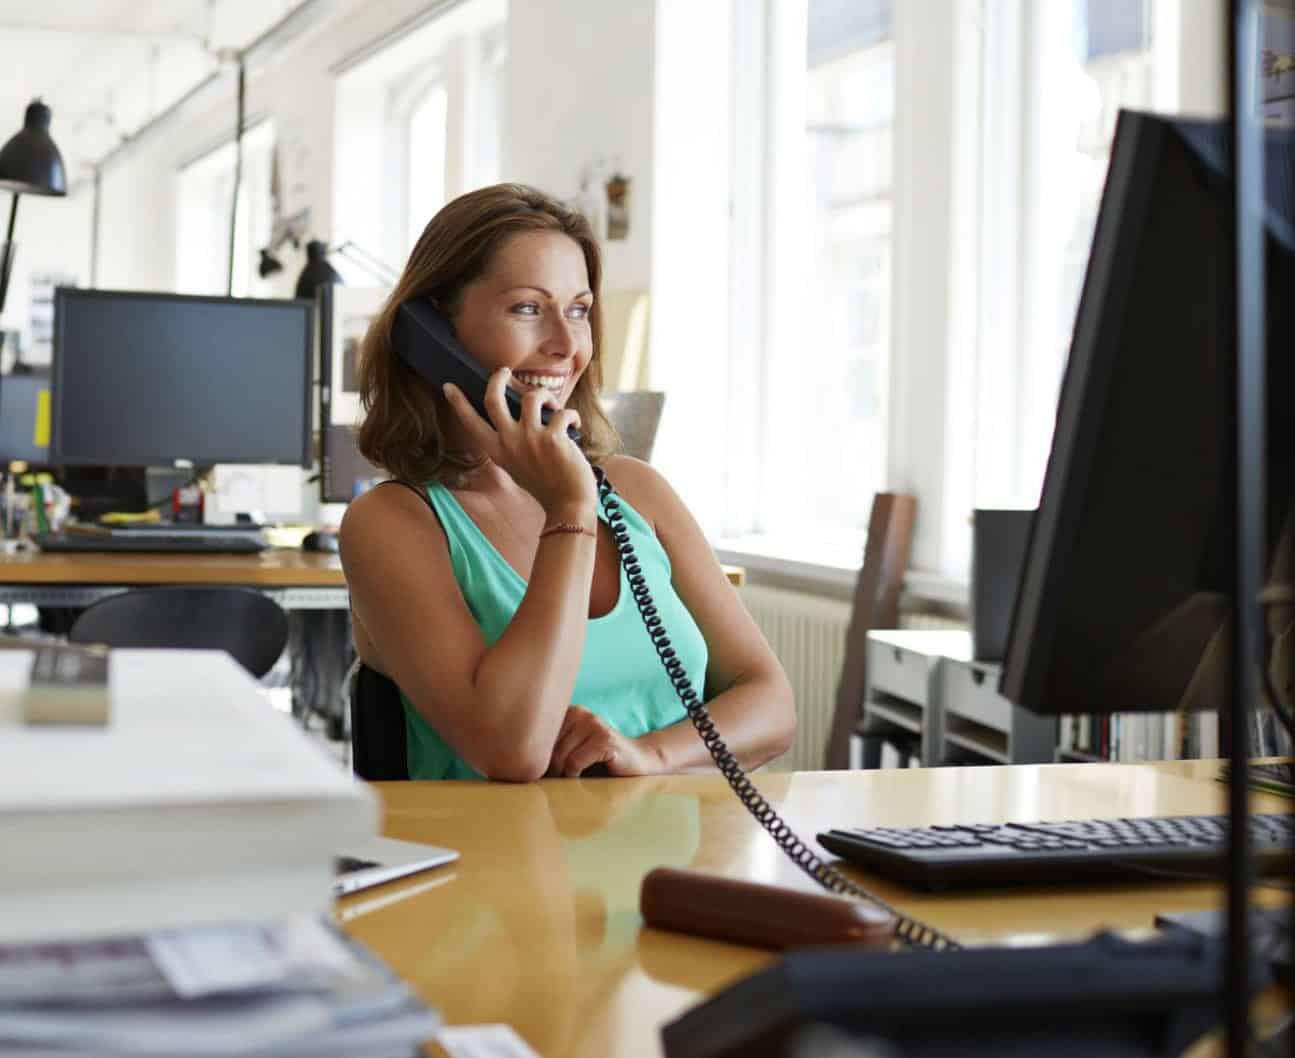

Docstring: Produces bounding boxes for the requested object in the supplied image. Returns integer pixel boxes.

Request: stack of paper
[0,916,440,1058]
[0,649,378,943]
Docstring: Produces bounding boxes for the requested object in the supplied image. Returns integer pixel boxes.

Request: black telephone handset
[393,298,580,442]
[392,298,955,950]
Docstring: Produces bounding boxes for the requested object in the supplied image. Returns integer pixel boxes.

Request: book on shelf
[1057,709,1219,762]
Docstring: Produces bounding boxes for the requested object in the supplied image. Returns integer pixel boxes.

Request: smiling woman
[339,183,796,783]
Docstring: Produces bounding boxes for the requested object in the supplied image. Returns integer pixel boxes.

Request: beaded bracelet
[539,521,596,539]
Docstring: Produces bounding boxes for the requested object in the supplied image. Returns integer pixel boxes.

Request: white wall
[503,0,655,294]
[0,188,94,364]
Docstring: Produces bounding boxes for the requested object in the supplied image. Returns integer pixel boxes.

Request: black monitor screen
[999,111,1295,716]
[51,289,312,467]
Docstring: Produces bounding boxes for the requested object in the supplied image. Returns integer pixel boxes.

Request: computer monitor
[0,370,51,465]
[1000,111,1295,717]
[321,424,383,503]
[50,289,313,468]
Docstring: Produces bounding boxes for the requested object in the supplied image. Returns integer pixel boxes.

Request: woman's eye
[567,304,591,320]
[511,302,540,316]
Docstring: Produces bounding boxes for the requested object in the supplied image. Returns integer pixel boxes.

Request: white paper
[146,924,292,998]
[146,917,368,998]
[437,1024,542,1058]
[210,465,303,516]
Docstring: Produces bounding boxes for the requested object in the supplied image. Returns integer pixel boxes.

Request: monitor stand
[60,468,149,521]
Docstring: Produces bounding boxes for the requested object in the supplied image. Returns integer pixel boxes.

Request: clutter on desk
[0,649,378,943]
[0,914,441,1058]
[0,471,69,539]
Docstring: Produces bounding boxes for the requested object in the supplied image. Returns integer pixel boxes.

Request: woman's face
[450,231,594,408]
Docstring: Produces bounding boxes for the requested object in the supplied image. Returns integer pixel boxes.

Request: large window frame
[716,0,896,573]
[717,0,1219,601]
[175,120,276,299]
[332,0,505,272]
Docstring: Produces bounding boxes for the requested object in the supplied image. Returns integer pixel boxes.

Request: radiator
[737,586,965,772]
[738,586,852,772]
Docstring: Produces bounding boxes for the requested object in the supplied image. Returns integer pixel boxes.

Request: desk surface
[0,547,347,586]
[0,549,745,589]
[340,762,1290,1058]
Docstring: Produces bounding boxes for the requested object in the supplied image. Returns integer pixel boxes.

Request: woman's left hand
[546,705,666,777]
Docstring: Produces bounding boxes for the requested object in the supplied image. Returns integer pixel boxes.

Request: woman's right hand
[443,367,597,518]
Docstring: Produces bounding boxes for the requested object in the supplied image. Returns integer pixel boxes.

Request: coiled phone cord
[593,466,962,952]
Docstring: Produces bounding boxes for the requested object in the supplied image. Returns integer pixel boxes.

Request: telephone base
[661,931,1267,1058]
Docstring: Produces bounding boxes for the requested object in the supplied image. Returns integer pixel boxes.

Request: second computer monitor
[0,371,51,465]
[999,111,1295,717]
[51,289,313,468]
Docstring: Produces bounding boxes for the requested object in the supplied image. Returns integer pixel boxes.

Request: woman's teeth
[514,373,566,392]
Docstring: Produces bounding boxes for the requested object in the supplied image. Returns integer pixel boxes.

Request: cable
[594,466,960,952]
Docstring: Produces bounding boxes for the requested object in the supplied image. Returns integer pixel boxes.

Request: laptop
[333,835,458,897]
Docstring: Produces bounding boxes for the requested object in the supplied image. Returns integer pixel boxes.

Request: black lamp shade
[0,101,66,196]
[258,249,284,278]
[294,239,343,299]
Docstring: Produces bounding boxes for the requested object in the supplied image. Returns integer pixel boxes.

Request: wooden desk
[0,548,348,610]
[0,549,744,606]
[340,762,1291,1058]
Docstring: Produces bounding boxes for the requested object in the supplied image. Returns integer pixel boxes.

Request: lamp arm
[0,193,19,329]
[331,240,399,285]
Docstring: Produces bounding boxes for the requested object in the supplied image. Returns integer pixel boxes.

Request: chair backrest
[349,662,409,781]
[603,390,666,462]
[824,493,918,769]
[67,586,288,679]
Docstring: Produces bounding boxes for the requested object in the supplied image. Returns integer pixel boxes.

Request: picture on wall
[324,285,388,427]
[1262,7,1295,124]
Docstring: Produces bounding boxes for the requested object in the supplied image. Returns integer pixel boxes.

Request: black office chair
[68,586,289,679]
[348,661,409,781]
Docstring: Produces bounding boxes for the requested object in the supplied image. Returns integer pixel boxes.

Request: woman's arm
[340,377,599,782]
[603,455,796,772]
[342,486,595,781]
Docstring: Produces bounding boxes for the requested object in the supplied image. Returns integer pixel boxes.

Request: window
[971,2,1156,515]
[401,29,505,250]
[175,122,275,298]
[332,0,506,271]
[722,0,893,568]
[406,82,448,251]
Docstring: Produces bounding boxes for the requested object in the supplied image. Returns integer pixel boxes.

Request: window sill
[713,537,970,608]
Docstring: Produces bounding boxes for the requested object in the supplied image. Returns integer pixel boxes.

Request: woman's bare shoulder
[340,481,442,546]
[597,454,672,523]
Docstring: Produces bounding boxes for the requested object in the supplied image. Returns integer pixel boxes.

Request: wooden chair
[603,390,666,462]
[348,660,410,781]
[68,586,288,679]
[824,493,918,769]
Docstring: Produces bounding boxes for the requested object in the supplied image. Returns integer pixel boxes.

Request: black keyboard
[35,532,267,555]
[817,813,1295,890]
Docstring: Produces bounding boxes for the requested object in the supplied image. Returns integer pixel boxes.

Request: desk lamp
[0,100,67,361]
[293,239,399,297]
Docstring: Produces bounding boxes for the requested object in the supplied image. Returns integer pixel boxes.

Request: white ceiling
[0,0,304,189]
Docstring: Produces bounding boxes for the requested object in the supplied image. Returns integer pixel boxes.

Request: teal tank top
[401,480,708,780]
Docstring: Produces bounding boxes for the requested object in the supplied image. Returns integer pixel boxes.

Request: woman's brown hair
[356,183,616,486]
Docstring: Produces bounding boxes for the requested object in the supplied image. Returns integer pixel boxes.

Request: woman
[340,183,794,781]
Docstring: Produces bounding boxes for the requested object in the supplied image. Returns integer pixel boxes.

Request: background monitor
[321,424,383,503]
[999,111,1295,717]
[51,289,313,468]
[0,370,51,465]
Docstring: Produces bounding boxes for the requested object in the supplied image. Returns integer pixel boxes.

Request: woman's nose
[541,317,580,359]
